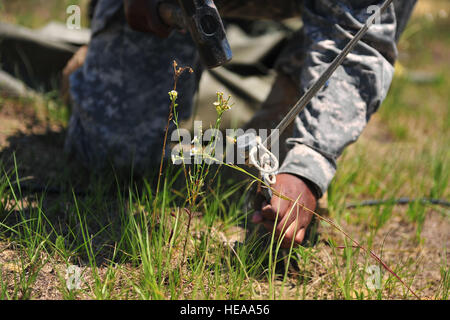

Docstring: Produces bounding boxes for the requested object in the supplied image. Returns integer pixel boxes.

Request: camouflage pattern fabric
[65,0,417,197]
[65,7,201,172]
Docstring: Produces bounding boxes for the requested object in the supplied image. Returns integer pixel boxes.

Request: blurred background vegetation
[0,0,90,28]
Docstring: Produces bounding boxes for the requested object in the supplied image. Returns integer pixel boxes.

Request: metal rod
[263,0,394,148]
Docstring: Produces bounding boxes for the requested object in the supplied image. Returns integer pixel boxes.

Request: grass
[0,0,449,300]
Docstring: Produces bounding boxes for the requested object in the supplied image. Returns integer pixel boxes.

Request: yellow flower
[168,90,178,100]
[214,92,233,116]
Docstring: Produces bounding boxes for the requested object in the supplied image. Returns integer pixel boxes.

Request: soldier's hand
[252,173,317,248]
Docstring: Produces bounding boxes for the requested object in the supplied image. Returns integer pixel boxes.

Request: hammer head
[177,0,232,69]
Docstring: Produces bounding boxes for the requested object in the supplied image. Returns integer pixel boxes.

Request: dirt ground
[0,100,448,299]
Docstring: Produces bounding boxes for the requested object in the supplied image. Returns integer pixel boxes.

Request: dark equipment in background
[124,0,233,69]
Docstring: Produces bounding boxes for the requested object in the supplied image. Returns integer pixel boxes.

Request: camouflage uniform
[65,0,417,197]
[65,3,201,171]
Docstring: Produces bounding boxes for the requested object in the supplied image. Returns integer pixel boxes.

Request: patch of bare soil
[0,240,141,299]
[0,97,99,198]
[317,208,449,299]
[0,242,62,299]
[0,97,67,182]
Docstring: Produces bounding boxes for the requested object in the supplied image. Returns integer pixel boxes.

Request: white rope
[249,136,279,185]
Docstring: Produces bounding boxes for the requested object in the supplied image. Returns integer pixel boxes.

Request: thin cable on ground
[346,197,450,209]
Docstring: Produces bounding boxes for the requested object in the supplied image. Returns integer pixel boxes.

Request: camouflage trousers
[65,0,417,197]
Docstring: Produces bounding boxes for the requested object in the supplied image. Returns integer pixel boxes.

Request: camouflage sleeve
[277,0,416,198]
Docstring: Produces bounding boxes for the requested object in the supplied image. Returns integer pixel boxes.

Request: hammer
[124,0,232,69]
